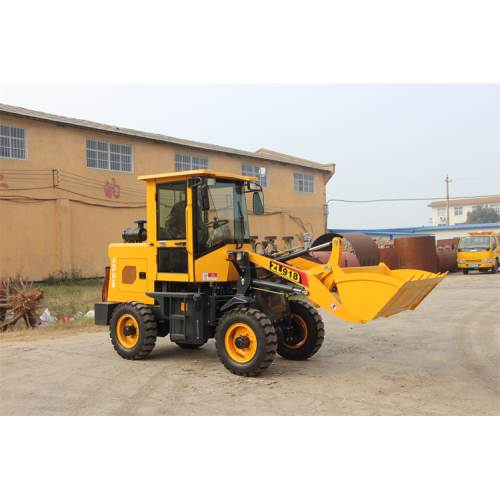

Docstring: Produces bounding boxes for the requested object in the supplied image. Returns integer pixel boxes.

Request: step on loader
[95,170,446,376]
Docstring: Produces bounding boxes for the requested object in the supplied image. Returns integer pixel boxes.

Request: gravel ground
[0,271,498,416]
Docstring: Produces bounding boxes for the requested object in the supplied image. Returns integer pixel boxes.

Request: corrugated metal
[330,223,500,234]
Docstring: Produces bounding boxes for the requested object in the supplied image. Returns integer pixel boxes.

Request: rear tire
[215,308,277,377]
[462,269,469,275]
[278,301,325,360]
[110,302,157,360]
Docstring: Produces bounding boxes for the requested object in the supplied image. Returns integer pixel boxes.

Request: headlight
[457,259,464,264]
[482,259,492,263]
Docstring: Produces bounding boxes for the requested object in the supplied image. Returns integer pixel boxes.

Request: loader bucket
[333,264,446,322]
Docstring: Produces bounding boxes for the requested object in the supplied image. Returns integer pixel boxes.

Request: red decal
[104,178,120,199]
[202,273,218,281]
[0,174,8,188]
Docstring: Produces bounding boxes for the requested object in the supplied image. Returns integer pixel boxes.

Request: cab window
[157,181,187,240]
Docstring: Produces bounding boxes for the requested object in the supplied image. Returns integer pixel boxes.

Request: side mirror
[201,185,210,211]
[253,191,264,215]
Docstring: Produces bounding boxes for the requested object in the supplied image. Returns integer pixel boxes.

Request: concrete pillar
[55,198,72,273]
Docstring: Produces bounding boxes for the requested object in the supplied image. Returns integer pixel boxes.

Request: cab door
[492,236,500,263]
[156,180,193,282]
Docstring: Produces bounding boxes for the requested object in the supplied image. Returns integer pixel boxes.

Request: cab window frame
[156,180,188,241]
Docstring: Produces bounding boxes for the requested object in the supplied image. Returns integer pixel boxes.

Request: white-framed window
[454,206,463,216]
[241,164,268,188]
[0,124,27,160]
[87,139,133,172]
[437,207,446,217]
[175,153,209,172]
[294,172,315,194]
[489,204,499,214]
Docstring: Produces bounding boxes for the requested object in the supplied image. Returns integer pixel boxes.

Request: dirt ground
[0,271,498,416]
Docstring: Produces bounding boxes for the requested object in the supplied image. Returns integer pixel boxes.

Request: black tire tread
[110,301,157,360]
[215,307,277,377]
[278,301,325,360]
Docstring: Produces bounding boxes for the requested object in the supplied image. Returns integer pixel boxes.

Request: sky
[1,83,498,229]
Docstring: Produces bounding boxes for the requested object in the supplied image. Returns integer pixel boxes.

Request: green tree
[465,205,500,224]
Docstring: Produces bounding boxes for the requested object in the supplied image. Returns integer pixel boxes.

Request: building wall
[431,202,500,226]
[0,114,331,280]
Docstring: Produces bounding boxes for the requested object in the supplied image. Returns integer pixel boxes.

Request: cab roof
[138,169,258,183]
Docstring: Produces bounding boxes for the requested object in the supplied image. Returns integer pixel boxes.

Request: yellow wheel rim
[116,314,139,348]
[283,314,307,349]
[225,323,257,363]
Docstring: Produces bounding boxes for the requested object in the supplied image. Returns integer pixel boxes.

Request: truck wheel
[110,302,157,360]
[278,300,325,360]
[491,260,498,274]
[215,308,277,377]
[462,269,469,275]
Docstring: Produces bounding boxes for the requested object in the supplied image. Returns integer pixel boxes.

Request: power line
[327,195,499,203]
[0,195,146,209]
[55,187,146,204]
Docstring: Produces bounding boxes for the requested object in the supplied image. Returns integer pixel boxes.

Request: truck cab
[457,232,500,274]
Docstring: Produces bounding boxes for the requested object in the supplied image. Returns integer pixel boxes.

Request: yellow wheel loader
[95,170,446,377]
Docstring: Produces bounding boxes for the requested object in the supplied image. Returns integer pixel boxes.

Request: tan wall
[0,114,330,280]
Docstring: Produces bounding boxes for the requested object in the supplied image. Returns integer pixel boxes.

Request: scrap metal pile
[0,277,44,331]
[375,237,394,249]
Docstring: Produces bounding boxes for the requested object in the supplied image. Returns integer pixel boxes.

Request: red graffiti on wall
[0,174,8,188]
[104,178,120,199]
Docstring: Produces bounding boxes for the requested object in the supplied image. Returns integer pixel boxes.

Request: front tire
[278,300,325,360]
[110,302,157,360]
[215,308,277,377]
[462,269,469,275]
[492,260,498,274]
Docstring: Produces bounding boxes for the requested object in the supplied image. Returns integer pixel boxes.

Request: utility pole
[445,174,452,225]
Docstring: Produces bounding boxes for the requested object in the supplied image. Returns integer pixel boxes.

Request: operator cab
[143,170,263,281]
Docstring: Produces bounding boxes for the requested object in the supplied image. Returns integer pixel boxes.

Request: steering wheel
[203,217,229,229]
